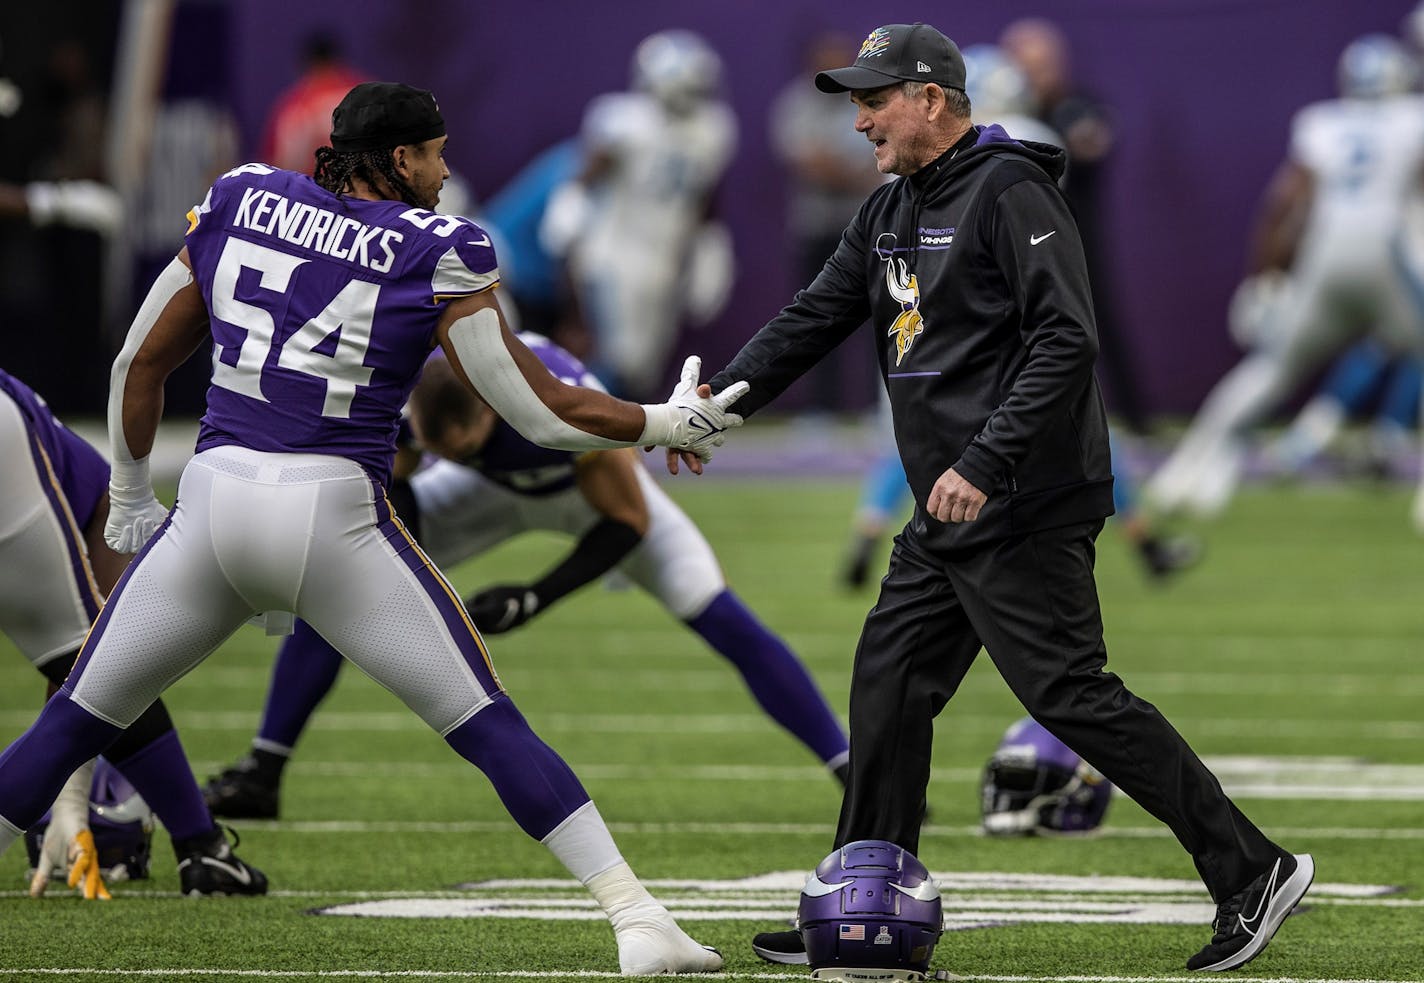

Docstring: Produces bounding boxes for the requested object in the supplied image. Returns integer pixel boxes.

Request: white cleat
[615,904,724,975]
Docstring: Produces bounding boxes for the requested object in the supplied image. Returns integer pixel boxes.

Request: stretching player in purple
[0,368,267,897]
[0,82,742,973]
[203,338,850,819]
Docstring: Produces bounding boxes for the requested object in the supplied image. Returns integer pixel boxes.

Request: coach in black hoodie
[706,23,1312,973]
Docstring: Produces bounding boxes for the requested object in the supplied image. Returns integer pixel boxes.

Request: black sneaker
[751,928,807,965]
[841,535,877,590]
[1187,853,1314,971]
[174,826,269,897]
[203,756,280,819]
[1139,534,1203,581]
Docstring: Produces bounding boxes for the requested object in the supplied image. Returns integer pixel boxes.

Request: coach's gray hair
[902,80,972,119]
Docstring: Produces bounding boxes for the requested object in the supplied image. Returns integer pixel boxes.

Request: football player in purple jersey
[203,338,850,820]
[1,368,267,898]
[0,82,741,973]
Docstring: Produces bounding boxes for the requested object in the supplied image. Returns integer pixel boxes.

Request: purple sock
[687,590,850,765]
[0,695,122,830]
[257,620,344,751]
[444,696,590,840]
[107,728,214,842]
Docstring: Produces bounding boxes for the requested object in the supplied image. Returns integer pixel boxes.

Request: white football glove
[1227,272,1292,351]
[29,760,111,900]
[25,181,124,237]
[639,355,750,462]
[104,458,169,554]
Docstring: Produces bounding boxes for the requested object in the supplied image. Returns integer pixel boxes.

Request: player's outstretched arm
[105,248,212,553]
[436,293,748,468]
[467,448,649,633]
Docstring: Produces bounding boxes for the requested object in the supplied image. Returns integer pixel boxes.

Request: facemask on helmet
[798,840,942,981]
[1337,34,1418,100]
[981,717,1112,836]
[25,759,155,882]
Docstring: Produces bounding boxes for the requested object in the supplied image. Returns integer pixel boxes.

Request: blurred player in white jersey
[542,30,737,400]
[1149,34,1424,518]
[0,80,743,973]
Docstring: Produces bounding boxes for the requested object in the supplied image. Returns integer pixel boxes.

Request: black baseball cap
[815,23,966,94]
[330,82,445,152]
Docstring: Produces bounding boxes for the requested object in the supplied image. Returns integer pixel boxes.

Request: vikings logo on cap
[858,27,893,59]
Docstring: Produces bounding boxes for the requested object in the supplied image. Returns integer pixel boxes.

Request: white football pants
[66,446,501,734]
[412,460,725,621]
[0,390,104,668]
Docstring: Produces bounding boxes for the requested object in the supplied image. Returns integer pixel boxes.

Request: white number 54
[209,238,377,418]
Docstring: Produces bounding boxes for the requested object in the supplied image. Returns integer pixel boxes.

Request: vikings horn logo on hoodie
[884,260,924,367]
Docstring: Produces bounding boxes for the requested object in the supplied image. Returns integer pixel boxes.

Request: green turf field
[2,477,1422,982]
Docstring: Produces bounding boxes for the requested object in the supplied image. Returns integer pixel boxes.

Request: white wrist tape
[108,258,194,465]
[636,403,678,446]
[447,308,632,451]
[109,457,153,496]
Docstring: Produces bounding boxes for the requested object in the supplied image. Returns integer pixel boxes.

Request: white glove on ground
[29,760,110,900]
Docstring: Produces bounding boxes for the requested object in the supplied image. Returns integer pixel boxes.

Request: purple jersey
[184,163,499,485]
[459,334,603,496]
[0,368,110,528]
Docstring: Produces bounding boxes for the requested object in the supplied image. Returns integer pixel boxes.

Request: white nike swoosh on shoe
[1235,859,1281,938]
[1194,853,1314,972]
[1029,231,1057,245]
[200,856,254,886]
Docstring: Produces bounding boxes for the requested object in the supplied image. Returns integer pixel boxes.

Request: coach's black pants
[833,518,1283,902]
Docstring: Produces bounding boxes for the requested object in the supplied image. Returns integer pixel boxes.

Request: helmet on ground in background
[632,29,722,113]
[798,840,942,981]
[981,717,1112,836]
[24,758,155,882]
[1337,34,1418,100]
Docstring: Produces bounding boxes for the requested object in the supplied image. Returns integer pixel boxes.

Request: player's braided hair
[313,146,421,206]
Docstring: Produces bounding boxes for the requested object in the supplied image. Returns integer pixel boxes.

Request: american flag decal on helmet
[839,924,866,940]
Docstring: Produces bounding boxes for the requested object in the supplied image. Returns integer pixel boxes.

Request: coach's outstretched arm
[436,292,747,473]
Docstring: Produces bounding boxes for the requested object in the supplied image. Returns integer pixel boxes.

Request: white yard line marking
[91,818,1418,840]
[1,971,1409,983]
[9,710,1424,741]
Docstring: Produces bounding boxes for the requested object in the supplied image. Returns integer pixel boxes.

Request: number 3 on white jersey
[210,238,376,418]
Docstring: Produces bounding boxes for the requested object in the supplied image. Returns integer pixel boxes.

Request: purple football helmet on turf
[24,759,155,881]
[798,840,942,981]
[980,717,1113,836]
